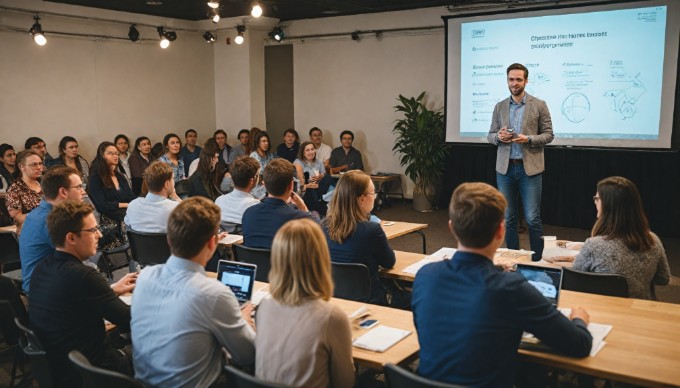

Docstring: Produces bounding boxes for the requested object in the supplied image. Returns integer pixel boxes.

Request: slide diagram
[603,71,646,120]
[562,92,590,123]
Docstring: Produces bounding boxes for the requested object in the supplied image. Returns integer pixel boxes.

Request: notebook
[216,260,257,307]
[515,264,563,306]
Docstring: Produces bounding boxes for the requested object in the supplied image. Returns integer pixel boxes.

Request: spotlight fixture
[269,27,284,42]
[351,31,360,41]
[203,31,216,43]
[251,3,263,18]
[157,26,176,49]
[212,9,221,23]
[29,15,46,46]
[207,0,219,9]
[128,24,140,42]
[235,24,245,45]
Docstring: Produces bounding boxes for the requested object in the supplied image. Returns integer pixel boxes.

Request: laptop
[216,260,257,307]
[515,264,563,306]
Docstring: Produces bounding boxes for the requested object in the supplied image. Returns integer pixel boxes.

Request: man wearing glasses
[29,200,137,387]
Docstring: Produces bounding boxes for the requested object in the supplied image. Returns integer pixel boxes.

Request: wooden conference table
[380,221,428,253]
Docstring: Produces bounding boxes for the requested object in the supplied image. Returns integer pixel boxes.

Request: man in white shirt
[124,161,180,233]
[132,197,255,387]
[215,156,261,225]
[309,127,332,170]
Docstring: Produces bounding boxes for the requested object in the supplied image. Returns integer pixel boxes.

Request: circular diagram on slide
[561,92,590,123]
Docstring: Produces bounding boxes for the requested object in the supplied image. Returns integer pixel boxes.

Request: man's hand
[241,302,255,330]
[290,192,309,212]
[511,134,530,144]
[498,127,513,143]
[111,272,138,295]
[570,307,590,326]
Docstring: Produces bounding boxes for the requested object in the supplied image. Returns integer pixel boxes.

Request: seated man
[215,156,260,225]
[29,201,137,387]
[124,161,180,233]
[242,158,320,249]
[180,129,202,177]
[412,182,592,387]
[309,127,332,170]
[132,197,256,387]
[25,136,54,166]
[19,165,85,294]
[329,130,363,174]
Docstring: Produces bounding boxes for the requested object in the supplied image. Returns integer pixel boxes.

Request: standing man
[329,130,364,174]
[487,63,554,260]
[180,129,202,176]
[309,127,332,170]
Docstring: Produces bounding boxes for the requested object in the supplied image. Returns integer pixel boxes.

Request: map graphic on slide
[603,71,646,120]
[562,92,590,123]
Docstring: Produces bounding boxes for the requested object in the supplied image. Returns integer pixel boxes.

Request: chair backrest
[224,365,289,388]
[126,229,171,266]
[331,262,371,302]
[562,267,629,297]
[0,232,21,271]
[15,317,53,388]
[384,363,466,388]
[232,245,271,282]
[220,221,243,234]
[68,350,143,388]
[0,275,28,345]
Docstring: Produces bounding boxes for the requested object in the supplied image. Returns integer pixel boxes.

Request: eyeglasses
[76,226,101,235]
[593,196,600,202]
[363,192,377,197]
[104,151,119,157]
[69,184,87,191]
[26,162,44,168]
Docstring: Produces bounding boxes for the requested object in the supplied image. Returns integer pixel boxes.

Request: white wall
[288,7,447,197]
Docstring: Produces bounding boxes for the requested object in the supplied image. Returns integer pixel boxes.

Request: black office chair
[331,262,371,302]
[126,229,171,267]
[562,267,629,297]
[384,363,466,388]
[98,244,132,281]
[224,365,289,388]
[0,275,29,387]
[68,350,143,388]
[232,245,271,282]
[220,221,243,234]
[0,232,23,286]
[15,318,53,388]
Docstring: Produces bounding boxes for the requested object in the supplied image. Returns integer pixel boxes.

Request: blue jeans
[496,164,544,260]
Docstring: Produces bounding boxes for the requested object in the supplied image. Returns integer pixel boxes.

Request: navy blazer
[412,251,592,387]
[242,197,318,249]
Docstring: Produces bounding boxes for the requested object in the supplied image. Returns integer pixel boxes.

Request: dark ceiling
[44,0,502,22]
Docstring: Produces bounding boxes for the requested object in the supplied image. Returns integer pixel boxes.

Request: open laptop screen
[516,264,563,306]
[217,260,257,304]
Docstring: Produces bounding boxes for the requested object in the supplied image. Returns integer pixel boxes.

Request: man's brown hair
[47,200,94,247]
[167,197,220,259]
[449,182,507,248]
[506,63,529,79]
[263,158,295,196]
[41,165,78,200]
[144,161,174,193]
[230,156,260,189]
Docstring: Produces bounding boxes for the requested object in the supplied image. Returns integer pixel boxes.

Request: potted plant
[392,92,448,211]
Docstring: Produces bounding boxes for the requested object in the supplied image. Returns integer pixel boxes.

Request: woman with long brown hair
[128,136,153,196]
[188,140,226,200]
[51,136,90,186]
[322,170,395,305]
[571,176,670,299]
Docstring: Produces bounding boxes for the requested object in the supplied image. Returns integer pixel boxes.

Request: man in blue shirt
[19,165,85,294]
[412,182,592,387]
[242,158,320,249]
[180,128,202,176]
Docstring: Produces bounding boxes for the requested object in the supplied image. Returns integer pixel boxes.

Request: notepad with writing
[352,326,411,352]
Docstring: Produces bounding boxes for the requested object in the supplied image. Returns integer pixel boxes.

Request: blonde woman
[256,218,354,388]
[322,170,395,305]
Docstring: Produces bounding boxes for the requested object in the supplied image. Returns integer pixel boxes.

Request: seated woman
[249,131,274,199]
[89,141,135,250]
[256,218,354,388]
[294,141,332,215]
[6,150,44,235]
[128,136,153,196]
[570,176,670,299]
[158,134,185,182]
[50,136,90,188]
[322,171,395,305]
[188,140,228,201]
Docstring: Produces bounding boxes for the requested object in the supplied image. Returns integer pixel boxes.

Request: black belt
[509,159,523,164]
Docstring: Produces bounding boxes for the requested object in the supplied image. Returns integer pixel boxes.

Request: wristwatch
[527,136,532,144]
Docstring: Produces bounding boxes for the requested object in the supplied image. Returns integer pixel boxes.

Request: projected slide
[445,1,680,148]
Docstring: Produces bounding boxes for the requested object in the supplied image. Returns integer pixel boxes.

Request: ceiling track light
[269,26,284,42]
[207,0,219,9]
[128,24,140,42]
[212,9,221,23]
[235,24,246,45]
[251,3,263,18]
[203,31,216,43]
[29,15,46,46]
[157,26,176,49]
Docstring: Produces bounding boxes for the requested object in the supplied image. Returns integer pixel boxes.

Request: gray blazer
[487,93,554,176]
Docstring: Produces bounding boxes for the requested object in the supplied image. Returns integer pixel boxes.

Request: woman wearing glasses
[256,218,354,388]
[50,136,90,187]
[6,150,44,234]
[568,176,670,300]
[322,170,395,305]
[88,141,135,250]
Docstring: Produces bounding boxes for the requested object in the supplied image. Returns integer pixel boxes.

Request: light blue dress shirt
[509,94,526,160]
[215,189,260,224]
[124,193,179,233]
[131,256,256,387]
